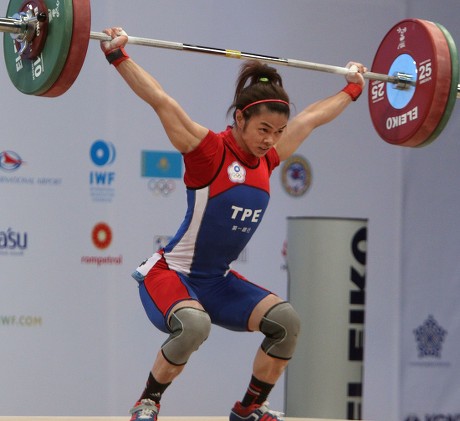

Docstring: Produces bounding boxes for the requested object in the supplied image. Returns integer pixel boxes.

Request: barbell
[1,0,459,147]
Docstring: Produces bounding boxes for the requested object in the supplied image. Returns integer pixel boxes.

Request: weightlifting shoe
[230,401,284,421]
[129,399,160,421]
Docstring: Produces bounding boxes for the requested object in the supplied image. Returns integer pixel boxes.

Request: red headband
[241,99,290,113]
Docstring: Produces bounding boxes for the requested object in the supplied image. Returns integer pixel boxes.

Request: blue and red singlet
[133,127,281,332]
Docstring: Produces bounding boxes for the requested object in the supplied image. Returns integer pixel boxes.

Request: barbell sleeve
[0,16,24,34]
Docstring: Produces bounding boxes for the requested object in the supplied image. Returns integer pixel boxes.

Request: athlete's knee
[259,302,301,360]
[161,307,212,366]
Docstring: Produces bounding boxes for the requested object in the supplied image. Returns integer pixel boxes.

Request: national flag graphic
[141,150,183,179]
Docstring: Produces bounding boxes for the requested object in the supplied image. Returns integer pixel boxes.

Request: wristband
[341,83,362,101]
[105,47,130,67]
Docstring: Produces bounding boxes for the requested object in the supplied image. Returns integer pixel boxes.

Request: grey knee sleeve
[161,307,211,366]
[260,302,301,360]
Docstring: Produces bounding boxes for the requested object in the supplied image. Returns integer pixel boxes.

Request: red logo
[0,151,25,171]
[92,223,112,249]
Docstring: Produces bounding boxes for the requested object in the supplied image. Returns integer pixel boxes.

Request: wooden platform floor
[0,417,357,421]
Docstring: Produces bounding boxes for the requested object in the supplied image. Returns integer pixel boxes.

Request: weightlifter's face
[235,108,288,157]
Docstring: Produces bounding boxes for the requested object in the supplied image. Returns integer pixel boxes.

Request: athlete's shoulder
[183,128,228,188]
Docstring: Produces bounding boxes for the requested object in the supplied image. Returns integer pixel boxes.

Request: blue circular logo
[90,140,116,166]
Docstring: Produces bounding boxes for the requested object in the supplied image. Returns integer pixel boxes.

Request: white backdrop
[1,1,459,420]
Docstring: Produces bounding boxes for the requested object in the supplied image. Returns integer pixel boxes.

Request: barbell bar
[89,31,409,86]
[1,0,459,147]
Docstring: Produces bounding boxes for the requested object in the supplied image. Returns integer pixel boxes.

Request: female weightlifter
[100,27,366,421]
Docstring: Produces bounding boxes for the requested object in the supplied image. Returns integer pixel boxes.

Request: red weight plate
[41,0,91,97]
[369,19,452,147]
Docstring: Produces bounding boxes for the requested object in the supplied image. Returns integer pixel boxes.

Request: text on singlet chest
[231,205,263,223]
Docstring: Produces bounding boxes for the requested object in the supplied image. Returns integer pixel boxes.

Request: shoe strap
[129,399,159,415]
[259,402,284,419]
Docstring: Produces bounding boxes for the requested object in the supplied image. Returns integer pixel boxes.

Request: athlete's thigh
[138,260,199,333]
[198,270,273,331]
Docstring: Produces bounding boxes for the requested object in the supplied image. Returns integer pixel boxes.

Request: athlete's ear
[235,110,245,128]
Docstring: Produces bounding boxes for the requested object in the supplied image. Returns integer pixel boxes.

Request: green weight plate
[418,22,459,147]
[3,0,74,95]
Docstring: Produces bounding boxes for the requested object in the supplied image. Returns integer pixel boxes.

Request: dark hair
[227,60,290,121]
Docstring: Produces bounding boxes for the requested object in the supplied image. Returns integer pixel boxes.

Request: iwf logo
[89,140,117,202]
[90,140,116,167]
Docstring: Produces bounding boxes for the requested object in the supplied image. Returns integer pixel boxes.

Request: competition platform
[0,417,368,421]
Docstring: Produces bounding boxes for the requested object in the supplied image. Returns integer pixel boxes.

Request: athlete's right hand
[100,27,128,55]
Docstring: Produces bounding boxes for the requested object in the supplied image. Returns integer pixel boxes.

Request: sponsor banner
[285,217,367,420]
[0,150,62,186]
[0,227,28,256]
[0,314,43,328]
[81,222,123,266]
[0,150,25,171]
